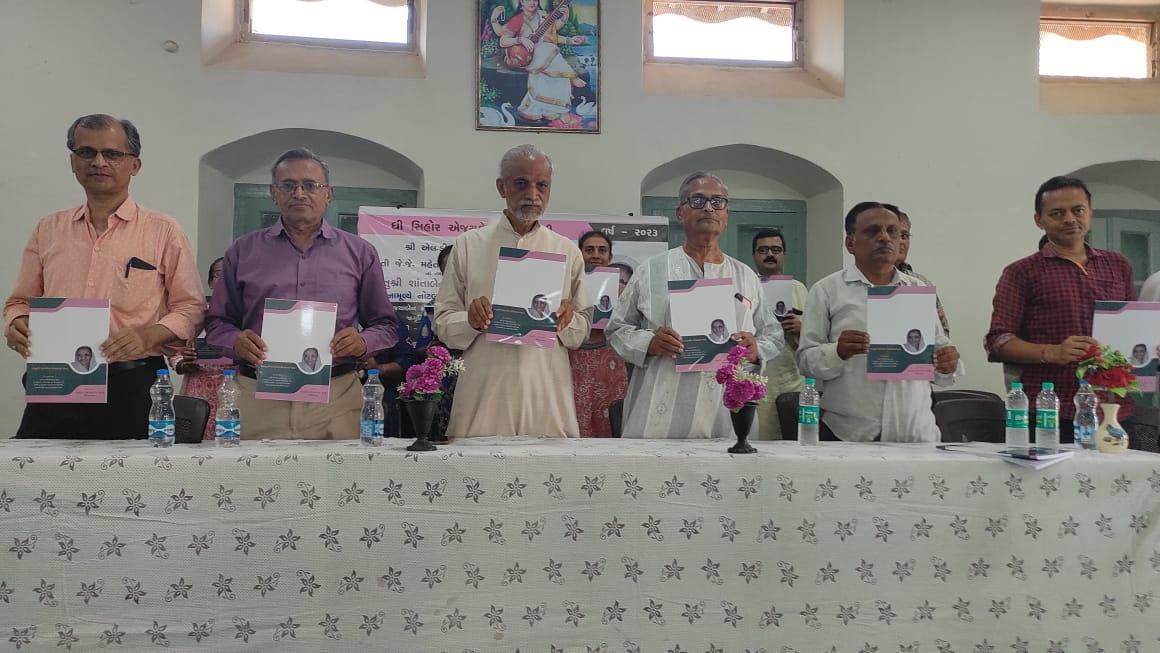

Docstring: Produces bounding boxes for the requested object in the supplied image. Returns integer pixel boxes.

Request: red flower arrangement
[1076,344,1138,399]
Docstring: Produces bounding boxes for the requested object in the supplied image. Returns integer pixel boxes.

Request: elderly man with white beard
[434,144,592,437]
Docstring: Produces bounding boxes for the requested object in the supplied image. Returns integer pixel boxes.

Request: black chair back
[932,389,1004,405]
[933,397,1005,443]
[174,396,211,444]
[1128,406,1159,453]
[775,392,800,440]
[609,399,624,438]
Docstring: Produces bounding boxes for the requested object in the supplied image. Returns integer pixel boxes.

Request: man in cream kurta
[434,145,592,437]
[606,173,784,438]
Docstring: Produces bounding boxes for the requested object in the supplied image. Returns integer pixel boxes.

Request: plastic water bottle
[148,369,176,447]
[1005,381,1030,446]
[215,369,241,447]
[798,378,820,446]
[360,369,385,446]
[1073,380,1098,451]
[1034,381,1060,447]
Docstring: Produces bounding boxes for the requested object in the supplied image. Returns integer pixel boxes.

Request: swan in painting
[574,96,596,118]
[479,102,516,127]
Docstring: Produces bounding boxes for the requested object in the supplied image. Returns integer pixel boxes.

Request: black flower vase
[728,402,758,454]
[404,398,439,452]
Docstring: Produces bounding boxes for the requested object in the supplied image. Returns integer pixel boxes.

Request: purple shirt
[205,220,398,363]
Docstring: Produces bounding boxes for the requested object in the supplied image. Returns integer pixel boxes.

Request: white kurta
[796,266,962,442]
[435,218,592,437]
[606,248,785,438]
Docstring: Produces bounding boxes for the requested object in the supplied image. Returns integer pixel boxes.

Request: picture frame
[476,0,600,133]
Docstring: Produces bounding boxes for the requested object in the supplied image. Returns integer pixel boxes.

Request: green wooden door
[640,196,807,280]
[233,184,419,237]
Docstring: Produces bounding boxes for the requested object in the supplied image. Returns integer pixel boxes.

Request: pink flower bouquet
[712,345,768,411]
[398,345,463,401]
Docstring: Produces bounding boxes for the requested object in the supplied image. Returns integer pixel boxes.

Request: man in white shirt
[797,202,961,442]
[607,172,784,438]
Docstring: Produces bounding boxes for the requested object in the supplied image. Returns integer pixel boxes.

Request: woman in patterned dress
[569,231,630,437]
[172,258,233,441]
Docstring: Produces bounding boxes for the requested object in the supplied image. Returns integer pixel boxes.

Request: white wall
[4,0,1160,428]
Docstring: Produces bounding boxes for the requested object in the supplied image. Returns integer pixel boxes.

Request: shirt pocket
[114,266,163,317]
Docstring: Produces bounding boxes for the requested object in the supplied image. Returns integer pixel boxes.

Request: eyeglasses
[70,147,135,163]
[683,195,729,210]
[755,245,784,255]
[274,181,328,195]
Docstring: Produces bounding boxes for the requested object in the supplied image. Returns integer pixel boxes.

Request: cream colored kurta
[435,218,592,437]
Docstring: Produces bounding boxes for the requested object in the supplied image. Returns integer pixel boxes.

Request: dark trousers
[16,358,163,439]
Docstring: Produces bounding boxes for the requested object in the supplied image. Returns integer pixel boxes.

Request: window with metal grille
[647,0,800,66]
[1039,19,1155,79]
[243,0,414,51]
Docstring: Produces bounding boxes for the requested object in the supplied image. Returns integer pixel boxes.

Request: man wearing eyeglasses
[205,148,398,439]
[607,172,785,438]
[751,228,807,440]
[4,114,205,438]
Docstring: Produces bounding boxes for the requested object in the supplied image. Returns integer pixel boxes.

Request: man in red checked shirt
[985,176,1139,443]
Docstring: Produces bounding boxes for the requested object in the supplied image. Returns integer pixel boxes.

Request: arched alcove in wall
[197,129,424,288]
[639,144,843,283]
[1068,159,1160,292]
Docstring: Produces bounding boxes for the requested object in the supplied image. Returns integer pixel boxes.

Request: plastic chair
[775,391,800,441]
[174,396,211,444]
[933,397,1005,443]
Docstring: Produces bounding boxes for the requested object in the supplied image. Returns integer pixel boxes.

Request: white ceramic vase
[1095,403,1129,454]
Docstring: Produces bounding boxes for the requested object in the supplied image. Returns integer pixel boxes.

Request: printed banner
[585,266,620,330]
[486,248,567,349]
[866,286,936,381]
[357,208,669,340]
[1093,301,1160,392]
[26,298,110,403]
[669,278,737,373]
[255,299,337,403]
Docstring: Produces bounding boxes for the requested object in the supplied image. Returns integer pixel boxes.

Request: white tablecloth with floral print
[1,437,1159,653]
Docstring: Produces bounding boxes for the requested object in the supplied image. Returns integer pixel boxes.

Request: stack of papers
[938,443,1075,470]
[995,446,1075,470]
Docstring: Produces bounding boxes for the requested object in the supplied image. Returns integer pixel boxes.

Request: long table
[1,437,1158,652]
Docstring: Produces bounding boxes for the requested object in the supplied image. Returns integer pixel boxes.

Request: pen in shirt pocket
[124,257,157,278]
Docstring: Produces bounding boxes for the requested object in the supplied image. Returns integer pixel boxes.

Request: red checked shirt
[985,243,1135,420]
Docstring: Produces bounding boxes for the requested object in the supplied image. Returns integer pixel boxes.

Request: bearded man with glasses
[606,172,784,438]
[205,148,398,439]
[4,114,205,438]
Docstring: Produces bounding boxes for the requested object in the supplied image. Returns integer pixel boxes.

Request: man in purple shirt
[206,148,397,439]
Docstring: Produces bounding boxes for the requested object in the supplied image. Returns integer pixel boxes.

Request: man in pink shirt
[4,114,204,438]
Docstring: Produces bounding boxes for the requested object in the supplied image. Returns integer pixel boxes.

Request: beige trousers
[236,373,362,440]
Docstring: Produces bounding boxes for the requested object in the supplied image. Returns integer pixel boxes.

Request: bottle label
[1035,409,1058,430]
[149,419,175,439]
[798,405,819,426]
[375,419,384,438]
[215,419,241,440]
[1006,409,1028,429]
[360,420,377,441]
